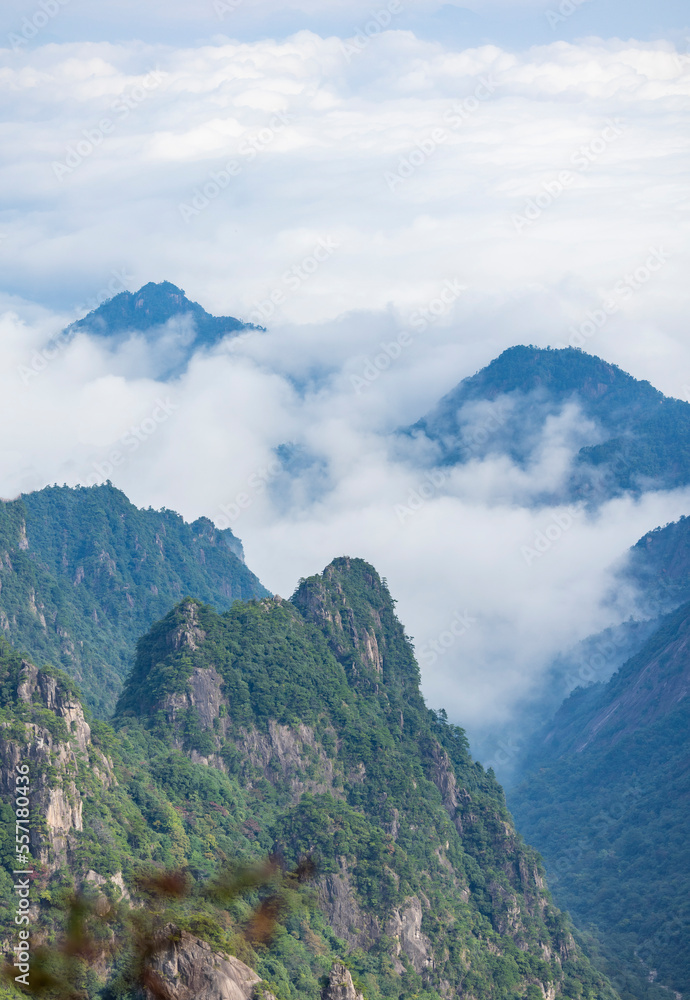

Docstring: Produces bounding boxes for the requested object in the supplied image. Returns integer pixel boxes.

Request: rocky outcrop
[292,560,387,681]
[162,666,224,732]
[488,883,522,937]
[85,869,131,902]
[0,661,113,869]
[161,668,343,799]
[170,600,206,651]
[429,741,473,836]
[189,667,225,729]
[360,627,383,674]
[322,962,364,1000]
[146,927,271,1000]
[240,720,339,799]
[18,660,91,751]
[318,866,380,949]
[386,896,433,974]
[318,871,433,974]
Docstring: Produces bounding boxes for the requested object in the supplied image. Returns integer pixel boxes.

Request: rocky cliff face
[110,558,614,1000]
[292,557,419,702]
[321,962,364,1000]
[0,655,113,869]
[315,865,432,973]
[147,927,275,1000]
[386,896,433,974]
[0,558,617,1000]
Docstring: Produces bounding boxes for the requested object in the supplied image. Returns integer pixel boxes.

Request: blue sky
[2,0,689,49]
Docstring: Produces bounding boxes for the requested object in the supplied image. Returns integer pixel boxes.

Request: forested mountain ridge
[0,559,617,1000]
[0,484,268,716]
[405,346,690,502]
[510,600,690,1000]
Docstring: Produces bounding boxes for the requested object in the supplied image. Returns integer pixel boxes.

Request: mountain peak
[407,345,690,501]
[429,344,658,413]
[293,557,422,706]
[66,280,261,350]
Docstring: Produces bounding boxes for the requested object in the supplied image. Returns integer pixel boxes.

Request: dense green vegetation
[625,514,690,613]
[407,346,690,500]
[0,484,268,716]
[510,603,690,1000]
[0,559,616,1000]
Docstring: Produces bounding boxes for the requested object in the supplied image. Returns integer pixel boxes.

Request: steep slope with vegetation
[1,559,617,1000]
[0,484,268,716]
[624,514,690,615]
[405,346,690,502]
[510,602,690,1000]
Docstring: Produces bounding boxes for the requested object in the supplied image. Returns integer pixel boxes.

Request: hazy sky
[2,0,689,50]
[1,0,689,750]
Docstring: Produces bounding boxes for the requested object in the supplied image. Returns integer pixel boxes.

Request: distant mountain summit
[407,346,690,503]
[65,281,261,376]
[68,280,257,343]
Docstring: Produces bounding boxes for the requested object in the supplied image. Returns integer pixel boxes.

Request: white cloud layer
[2,29,690,747]
[0,33,689,392]
[3,304,690,747]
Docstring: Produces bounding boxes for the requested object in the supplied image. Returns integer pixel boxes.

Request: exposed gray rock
[318,866,380,949]
[85,869,131,902]
[170,600,206,651]
[0,661,113,869]
[322,962,364,1000]
[146,927,267,1000]
[318,869,434,974]
[429,740,472,836]
[189,666,224,729]
[386,896,433,973]
[18,662,92,751]
[240,720,339,799]
[162,667,224,731]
